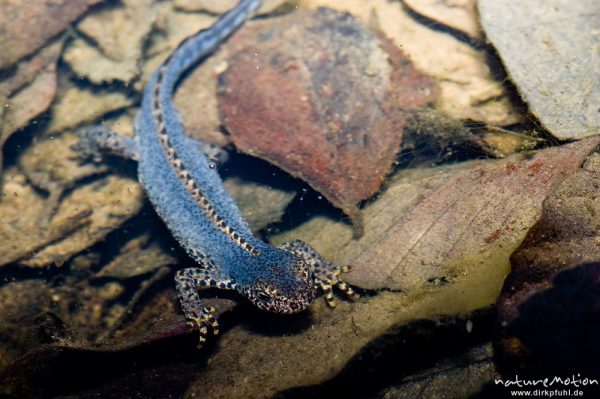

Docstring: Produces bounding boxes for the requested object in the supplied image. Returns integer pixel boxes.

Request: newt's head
[240,252,315,314]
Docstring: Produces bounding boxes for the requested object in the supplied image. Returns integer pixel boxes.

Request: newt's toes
[189,307,220,348]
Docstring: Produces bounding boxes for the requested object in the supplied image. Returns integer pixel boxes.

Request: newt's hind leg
[72,125,228,167]
[175,260,237,348]
[279,240,358,308]
[73,125,140,161]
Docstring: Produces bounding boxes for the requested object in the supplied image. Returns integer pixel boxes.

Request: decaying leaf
[299,0,523,126]
[0,0,102,70]
[95,234,177,279]
[63,39,140,84]
[496,153,600,372]
[477,127,541,158]
[401,109,540,161]
[18,132,108,202]
[46,86,133,134]
[0,40,62,100]
[273,138,600,291]
[0,63,57,175]
[0,40,62,175]
[64,0,158,84]
[137,6,215,90]
[78,0,156,62]
[479,0,600,140]
[219,8,433,234]
[0,64,57,137]
[0,168,89,268]
[19,175,144,268]
[181,269,504,399]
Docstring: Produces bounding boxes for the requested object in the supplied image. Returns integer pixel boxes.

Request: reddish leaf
[273,138,600,291]
[0,0,103,69]
[219,8,433,235]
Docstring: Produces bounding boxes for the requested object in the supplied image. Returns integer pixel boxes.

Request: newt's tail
[160,0,262,93]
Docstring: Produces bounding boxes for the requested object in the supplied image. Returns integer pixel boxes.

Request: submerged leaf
[274,138,600,291]
[65,0,158,84]
[496,153,600,372]
[20,175,144,268]
[46,86,134,134]
[219,8,433,234]
[300,0,523,125]
[0,169,88,268]
[0,0,102,69]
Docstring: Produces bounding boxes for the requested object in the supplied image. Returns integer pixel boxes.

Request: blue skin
[137,1,297,293]
[76,0,355,345]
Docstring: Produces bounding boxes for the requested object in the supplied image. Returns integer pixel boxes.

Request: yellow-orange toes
[334,265,360,302]
[316,266,359,308]
[337,281,359,301]
[322,283,336,308]
[188,306,220,349]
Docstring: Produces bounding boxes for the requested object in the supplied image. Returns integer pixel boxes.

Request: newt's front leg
[279,240,358,307]
[175,260,237,347]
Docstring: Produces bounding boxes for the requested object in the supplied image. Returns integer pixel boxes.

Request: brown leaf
[95,234,177,279]
[0,168,89,268]
[0,40,62,99]
[479,0,600,140]
[137,6,215,90]
[0,0,102,69]
[219,8,433,234]
[19,175,144,268]
[273,138,600,291]
[300,0,524,126]
[495,153,600,371]
[0,63,57,137]
[0,48,59,175]
[64,0,158,84]
[46,86,134,134]
[18,132,108,199]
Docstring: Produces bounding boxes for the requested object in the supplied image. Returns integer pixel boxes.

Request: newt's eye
[257,292,272,302]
